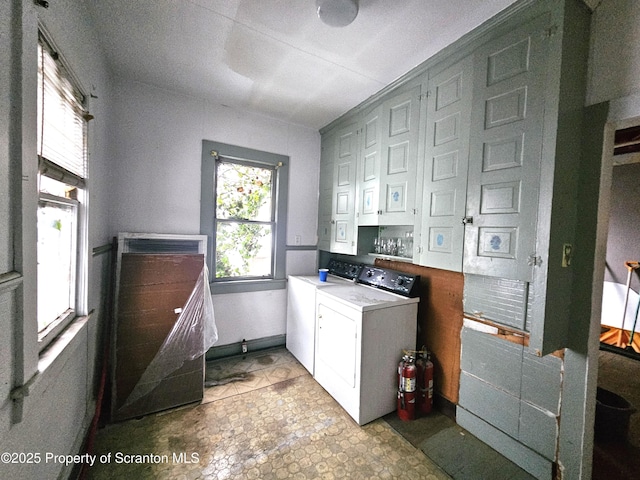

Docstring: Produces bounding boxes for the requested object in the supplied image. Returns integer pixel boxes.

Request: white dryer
[286,260,362,374]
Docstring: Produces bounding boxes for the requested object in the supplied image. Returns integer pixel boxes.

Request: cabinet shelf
[367,253,413,263]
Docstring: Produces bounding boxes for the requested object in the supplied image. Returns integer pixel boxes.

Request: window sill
[38,313,90,373]
[210,278,286,294]
[11,314,90,411]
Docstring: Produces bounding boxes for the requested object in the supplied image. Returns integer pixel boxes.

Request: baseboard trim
[456,406,552,480]
[206,334,286,360]
[434,393,457,421]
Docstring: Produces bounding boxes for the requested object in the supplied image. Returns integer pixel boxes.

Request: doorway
[593,118,640,479]
[600,127,640,353]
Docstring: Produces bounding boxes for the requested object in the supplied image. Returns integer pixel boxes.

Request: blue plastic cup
[319,268,329,282]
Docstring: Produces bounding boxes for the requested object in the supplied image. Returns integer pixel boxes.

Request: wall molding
[0,271,23,295]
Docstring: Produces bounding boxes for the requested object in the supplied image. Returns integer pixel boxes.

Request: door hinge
[528,254,543,267]
[418,92,430,101]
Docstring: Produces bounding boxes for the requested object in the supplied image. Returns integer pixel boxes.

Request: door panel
[464,14,550,282]
[379,86,420,225]
[317,133,334,251]
[331,123,358,254]
[358,106,383,225]
[419,55,473,271]
[316,303,357,388]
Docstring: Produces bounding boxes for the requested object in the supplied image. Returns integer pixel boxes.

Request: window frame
[201,140,289,294]
[36,29,89,351]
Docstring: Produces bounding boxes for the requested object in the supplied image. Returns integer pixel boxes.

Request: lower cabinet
[457,320,562,480]
[313,292,417,425]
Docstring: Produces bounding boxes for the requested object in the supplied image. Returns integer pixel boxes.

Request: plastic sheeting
[119,265,217,411]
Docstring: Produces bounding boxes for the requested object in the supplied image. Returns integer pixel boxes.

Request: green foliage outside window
[215,162,273,278]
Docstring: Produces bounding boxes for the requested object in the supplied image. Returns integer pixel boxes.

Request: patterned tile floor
[202,348,309,402]
[87,348,452,480]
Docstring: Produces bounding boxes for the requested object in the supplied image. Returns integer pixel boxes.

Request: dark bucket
[594,387,636,442]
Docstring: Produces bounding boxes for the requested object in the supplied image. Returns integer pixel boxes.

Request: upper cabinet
[356,105,383,226]
[318,0,592,355]
[357,85,421,227]
[461,1,591,356]
[329,121,359,255]
[317,131,335,252]
[379,85,421,226]
[417,55,473,271]
[463,13,550,283]
[418,10,554,280]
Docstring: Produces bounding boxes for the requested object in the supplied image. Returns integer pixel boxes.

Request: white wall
[586,0,640,107]
[0,0,112,479]
[108,78,321,346]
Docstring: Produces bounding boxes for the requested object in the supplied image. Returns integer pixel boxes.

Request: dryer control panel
[357,266,420,297]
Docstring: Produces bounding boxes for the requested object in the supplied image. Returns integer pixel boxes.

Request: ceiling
[86,0,521,130]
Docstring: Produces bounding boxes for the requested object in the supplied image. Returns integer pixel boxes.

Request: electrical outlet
[241,339,248,354]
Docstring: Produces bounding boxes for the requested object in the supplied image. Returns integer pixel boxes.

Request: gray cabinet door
[378,85,421,226]
[330,122,359,254]
[357,105,383,226]
[463,14,550,282]
[317,132,335,251]
[419,55,473,271]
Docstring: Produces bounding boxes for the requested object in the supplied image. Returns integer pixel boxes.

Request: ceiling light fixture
[316,0,359,27]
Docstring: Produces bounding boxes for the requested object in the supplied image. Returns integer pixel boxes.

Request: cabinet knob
[462,216,473,225]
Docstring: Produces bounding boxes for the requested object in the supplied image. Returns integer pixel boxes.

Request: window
[36,31,88,349]
[201,141,288,293]
[215,160,274,278]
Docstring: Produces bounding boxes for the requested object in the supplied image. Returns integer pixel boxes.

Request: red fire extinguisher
[415,349,434,414]
[397,354,416,421]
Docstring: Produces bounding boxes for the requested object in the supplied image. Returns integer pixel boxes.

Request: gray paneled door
[378,85,421,226]
[331,122,358,254]
[357,105,383,226]
[463,14,550,282]
[419,55,474,271]
[317,132,335,251]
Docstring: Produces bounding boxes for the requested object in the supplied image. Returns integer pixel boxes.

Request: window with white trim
[201,141,288,293]
[36,31,88,349]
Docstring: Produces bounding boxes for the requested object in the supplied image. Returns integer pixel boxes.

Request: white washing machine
[314,265,420,425]
[286,259,362,374]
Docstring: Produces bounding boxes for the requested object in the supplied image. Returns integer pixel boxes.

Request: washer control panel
[357,266,420,297]
[327,259,362,281]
